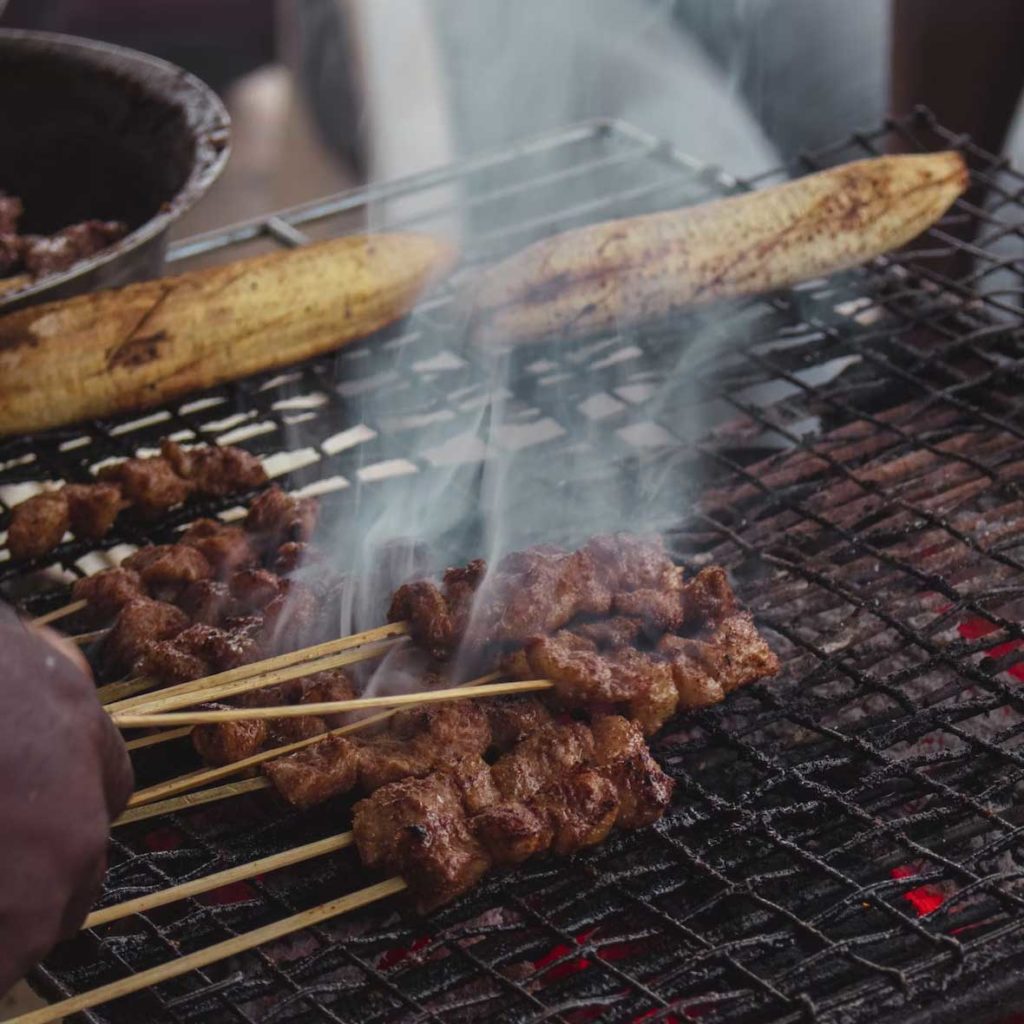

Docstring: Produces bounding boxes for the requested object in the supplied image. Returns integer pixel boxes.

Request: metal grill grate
[7,108,1024,1023]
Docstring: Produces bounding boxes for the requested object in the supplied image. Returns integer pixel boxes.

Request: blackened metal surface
[5,110,1024,1023]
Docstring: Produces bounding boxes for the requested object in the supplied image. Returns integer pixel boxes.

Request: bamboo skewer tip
[31,599,87,627]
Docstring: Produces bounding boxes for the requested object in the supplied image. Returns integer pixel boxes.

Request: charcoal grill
[4,108,1024,1024]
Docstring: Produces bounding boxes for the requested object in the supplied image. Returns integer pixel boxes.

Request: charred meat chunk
[490,721,596,803]
[98,457,193,517]
[659,612,780,705]
[590,714,675,829]
[176,579,235,626]
[391,535,686,657]
[102,598,189,677]
[71,567,145,622]
[681,565,738,628]
[123,544,212,598]
[160,439,268,496]
[260,581,322,652]
[263,734,360,807]
[353,767,492,911]
[180,519,256,576]
[7,491,69,560]
[191,670,357,767]
[523,631,668,705]
[483,696,554,751]
[388,580,460,661]
[352,715,672,912]
[263,697,492,805]
[137,619,265,685]
[229,568,284,611]
[245,486,319,549]
[63,482,126,540]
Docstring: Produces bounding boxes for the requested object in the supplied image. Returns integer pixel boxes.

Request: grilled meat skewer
[6,440,268,561]
[353,713,673,911]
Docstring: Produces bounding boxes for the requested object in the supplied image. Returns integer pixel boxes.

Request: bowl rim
[0,28,231,306]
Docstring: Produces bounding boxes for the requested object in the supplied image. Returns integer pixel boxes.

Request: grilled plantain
[0,232,456,435]
[470,151,968,346]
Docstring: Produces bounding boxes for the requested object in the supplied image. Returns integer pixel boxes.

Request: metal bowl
[0,29,230,312]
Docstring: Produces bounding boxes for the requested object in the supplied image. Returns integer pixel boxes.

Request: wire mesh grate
[5,108,1024,1022]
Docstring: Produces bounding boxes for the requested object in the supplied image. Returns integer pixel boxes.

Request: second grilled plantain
[469,151,968,346]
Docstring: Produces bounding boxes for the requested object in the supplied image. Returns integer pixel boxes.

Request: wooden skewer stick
[114,778,269,827]
[106,621,410,715]
[124,727,191,752]
[71,627,109,646]
[113,679,554,729]
[127,672,501,808]
[9,877,408,1024]
[31,599,87,626]
[97,677,156,705]
[85,832,354,929]
[110,638,405,723]
[130,708,396,807]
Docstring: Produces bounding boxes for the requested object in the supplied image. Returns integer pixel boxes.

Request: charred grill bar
[4,110,1024,1022]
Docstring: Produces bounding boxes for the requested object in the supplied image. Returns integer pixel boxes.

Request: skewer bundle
[20,502,780,1023]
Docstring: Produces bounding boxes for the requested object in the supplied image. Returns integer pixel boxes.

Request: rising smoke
[290,0,823,682]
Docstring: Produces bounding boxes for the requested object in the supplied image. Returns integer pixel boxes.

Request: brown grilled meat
[180,519,258,576]
[98,456,194,517]
[123,544,213,598]
[191,670,356,766]
[7,491,70,560]
[264,698,496,808]
[160,439,267,496]
[389,535,685,657]
[102,597,190,677]
[263,697,551,809]
[176,579,235,626]
[513,605,778,735]
[71,568,145,624]
[134,619,265,685]
[352,714,673,911]
[7,442,268,561]
[63,483,126,540]
[245,486,319,550]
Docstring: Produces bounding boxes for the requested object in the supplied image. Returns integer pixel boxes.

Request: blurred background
[3,0,1024,239]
